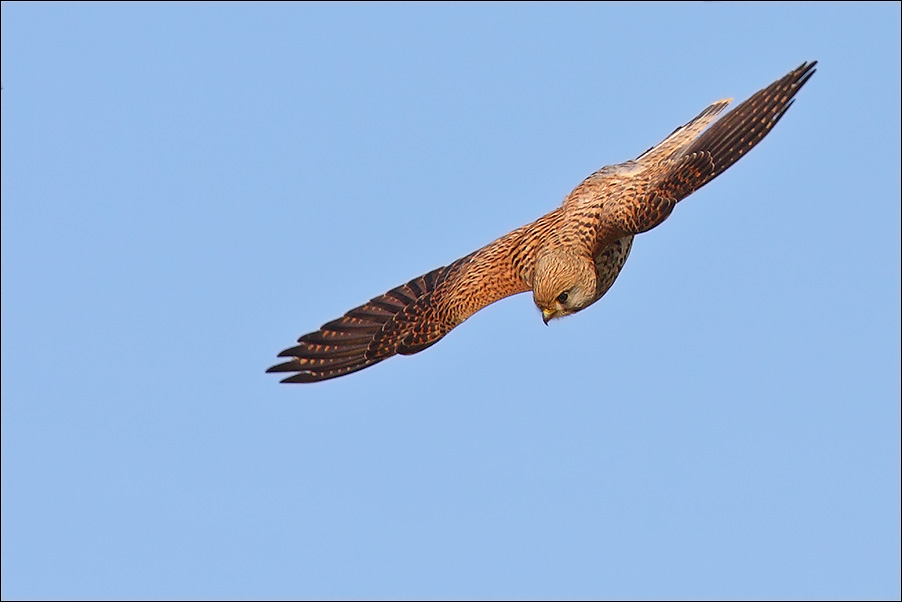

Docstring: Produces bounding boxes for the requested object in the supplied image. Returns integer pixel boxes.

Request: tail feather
[637,99,731,165]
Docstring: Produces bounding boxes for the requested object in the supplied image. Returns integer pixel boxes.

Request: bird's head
[532,249,597,324]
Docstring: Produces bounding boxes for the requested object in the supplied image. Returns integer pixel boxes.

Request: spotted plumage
[268,61,816,383]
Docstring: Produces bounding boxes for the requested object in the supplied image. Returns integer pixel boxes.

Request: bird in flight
[268,61,816,383]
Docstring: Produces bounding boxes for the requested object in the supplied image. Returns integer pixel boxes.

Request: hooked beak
[542,308,554,325]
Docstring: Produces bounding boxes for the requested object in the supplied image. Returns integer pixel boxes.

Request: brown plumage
[268,61,816,383]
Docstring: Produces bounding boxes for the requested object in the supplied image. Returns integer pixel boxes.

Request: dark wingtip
[267,258,467,384]
[280,372,317,384]
[266,360,301,373]
[797,61,817,87]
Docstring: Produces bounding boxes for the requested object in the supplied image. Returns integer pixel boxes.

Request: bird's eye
[557,291,569,304]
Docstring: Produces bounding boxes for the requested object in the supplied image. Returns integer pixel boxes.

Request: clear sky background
[2,3,900,600]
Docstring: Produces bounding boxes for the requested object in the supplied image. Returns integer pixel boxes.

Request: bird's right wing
[266,214,549,383]
[267,256,472,383]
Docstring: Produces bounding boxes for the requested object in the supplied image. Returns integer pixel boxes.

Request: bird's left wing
[653,61,817,204]
[615,61,816,236]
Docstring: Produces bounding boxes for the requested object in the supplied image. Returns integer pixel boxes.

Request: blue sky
[2,3,899,599]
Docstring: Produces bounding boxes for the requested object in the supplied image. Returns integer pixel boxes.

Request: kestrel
[268,61,816,383]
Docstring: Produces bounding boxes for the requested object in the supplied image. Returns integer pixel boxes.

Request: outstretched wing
[621,61,816,235]
[654,61,817,202]
[268,216,546,383]
[267,257,471,383]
